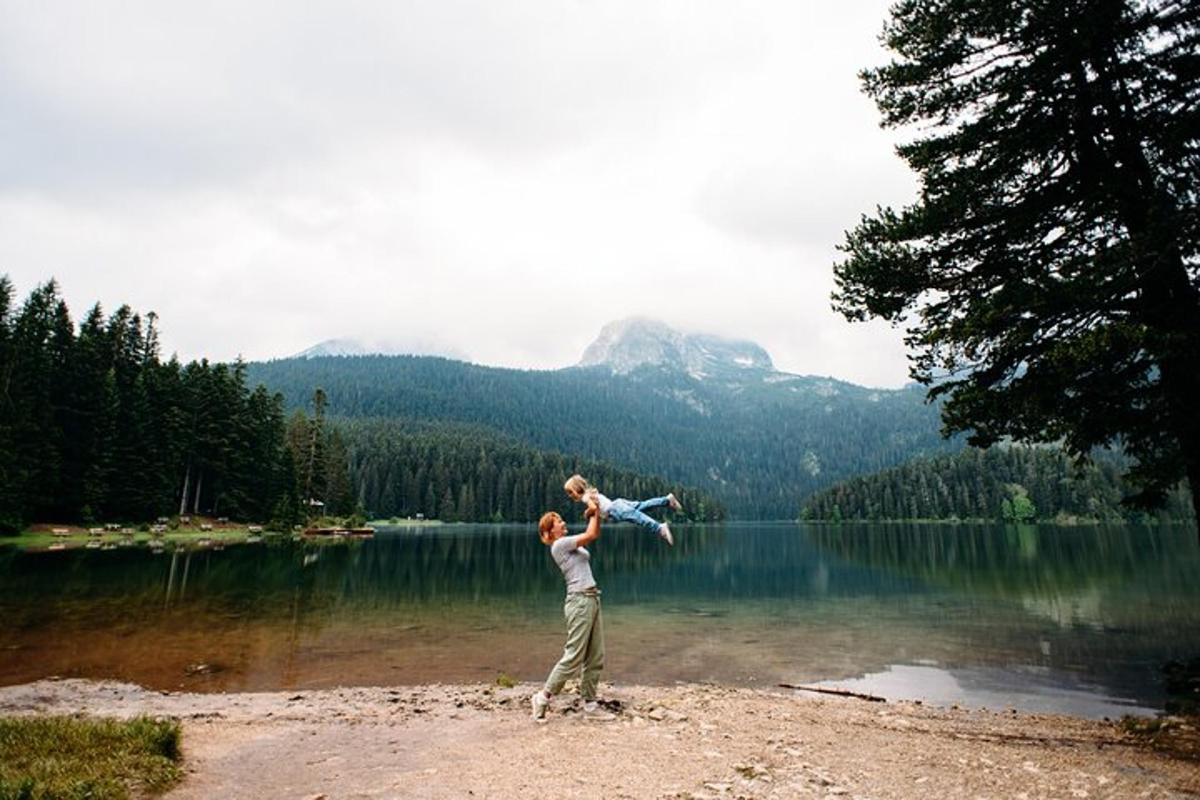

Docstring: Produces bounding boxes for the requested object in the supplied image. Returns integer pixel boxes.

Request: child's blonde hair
[563,474,591,500]
[538,511,561,545]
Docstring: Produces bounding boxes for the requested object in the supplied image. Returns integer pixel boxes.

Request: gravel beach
[1,678,1197,798]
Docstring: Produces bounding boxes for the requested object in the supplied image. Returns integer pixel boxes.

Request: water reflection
[0,523,1197,717]
[808,523,1187,596]
[816,664,1155,719]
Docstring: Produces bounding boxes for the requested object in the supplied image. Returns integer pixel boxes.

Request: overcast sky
[0,0,919,388]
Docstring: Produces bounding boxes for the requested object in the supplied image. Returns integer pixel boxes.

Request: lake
[2,522,1197,719]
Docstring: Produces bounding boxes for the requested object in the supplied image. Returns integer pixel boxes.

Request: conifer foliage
[801,446,1195,523]
[340,418,724,523]
[834,0,1200,526]
[0,277,303,533]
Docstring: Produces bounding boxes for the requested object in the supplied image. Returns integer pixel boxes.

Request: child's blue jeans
[606,496,670,535]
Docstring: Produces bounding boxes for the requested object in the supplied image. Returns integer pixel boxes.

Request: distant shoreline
[799,517,1196,526]
[1,523,268,549]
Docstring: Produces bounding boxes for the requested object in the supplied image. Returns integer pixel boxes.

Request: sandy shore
[0,678,1195,799]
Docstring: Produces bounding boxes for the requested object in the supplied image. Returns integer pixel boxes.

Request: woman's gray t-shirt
[550,534,596,594]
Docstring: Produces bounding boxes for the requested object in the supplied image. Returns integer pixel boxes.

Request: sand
[0,678,1196,799]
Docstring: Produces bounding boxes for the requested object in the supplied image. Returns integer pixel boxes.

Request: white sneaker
[667,493,682,512]
[531,691,549,721]
[659,523,674,546]
[583,701,616,721]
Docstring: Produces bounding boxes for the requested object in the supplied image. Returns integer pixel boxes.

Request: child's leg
[608,499,664,537]
[627,508,664,537]
[634,496,670,512]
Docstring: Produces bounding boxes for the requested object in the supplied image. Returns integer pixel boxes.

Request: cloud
[0,0,918,388]
[0,0,764,192]
[695,159,916,249]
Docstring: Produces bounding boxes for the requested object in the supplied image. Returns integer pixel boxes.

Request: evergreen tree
[303,388,328,506]
[833,0,1200,530]
[0,278,18,532]
[282,394,352,521]
[323,428,354,515]
[0,275,316,530]
[9,282,63,520]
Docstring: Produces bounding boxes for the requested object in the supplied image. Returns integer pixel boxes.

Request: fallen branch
[778,683,886,703]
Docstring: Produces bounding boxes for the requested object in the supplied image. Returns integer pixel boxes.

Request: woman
[530,501,614,721]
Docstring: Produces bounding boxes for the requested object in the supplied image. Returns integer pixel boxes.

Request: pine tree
[10,282,63,520]
[0,277,18,532]
[834,0,1200,531]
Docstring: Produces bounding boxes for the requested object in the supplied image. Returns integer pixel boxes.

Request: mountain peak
[578,317,773,377]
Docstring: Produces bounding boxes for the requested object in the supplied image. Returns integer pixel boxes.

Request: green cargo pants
[542,591,605,700]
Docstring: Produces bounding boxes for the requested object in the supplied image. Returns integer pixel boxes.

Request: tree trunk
[1188,462,1200,544]
[178,461,191,517]
[305,421,318,504]
[193,471,203,515]
[1086,61,1200,539]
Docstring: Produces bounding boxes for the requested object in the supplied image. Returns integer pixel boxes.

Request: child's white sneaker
[667,493,683,512]
[531,690,549,722]
[659,523,674,546]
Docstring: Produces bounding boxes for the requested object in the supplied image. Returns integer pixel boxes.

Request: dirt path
[1,678,1195,799]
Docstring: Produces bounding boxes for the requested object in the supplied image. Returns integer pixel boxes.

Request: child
[563,474,681,546]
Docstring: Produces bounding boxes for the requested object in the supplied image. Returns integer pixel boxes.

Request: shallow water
[1,522,1197,718]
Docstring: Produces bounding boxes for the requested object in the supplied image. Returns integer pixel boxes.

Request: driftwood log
[777,683,886,703]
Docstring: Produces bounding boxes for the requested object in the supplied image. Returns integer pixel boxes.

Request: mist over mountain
[250,319,958,518]
[293,338,376,358]
[292,337,467,361]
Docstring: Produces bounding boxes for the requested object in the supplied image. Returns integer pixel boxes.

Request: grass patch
[0,715,182,800]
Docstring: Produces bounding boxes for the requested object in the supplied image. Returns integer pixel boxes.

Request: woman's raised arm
[575,502,602,547]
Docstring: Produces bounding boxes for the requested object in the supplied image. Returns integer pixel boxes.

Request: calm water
[2,523,1198,718]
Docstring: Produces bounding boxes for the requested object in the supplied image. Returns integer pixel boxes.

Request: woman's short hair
[538,512,560,545]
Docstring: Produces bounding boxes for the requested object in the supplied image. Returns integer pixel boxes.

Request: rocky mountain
[576,318,905,419]
[579,317,774,377]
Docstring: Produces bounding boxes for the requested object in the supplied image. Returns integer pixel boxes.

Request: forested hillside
[341,418,723,523]
[800,446,1195,523]
[247,354,956,518]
